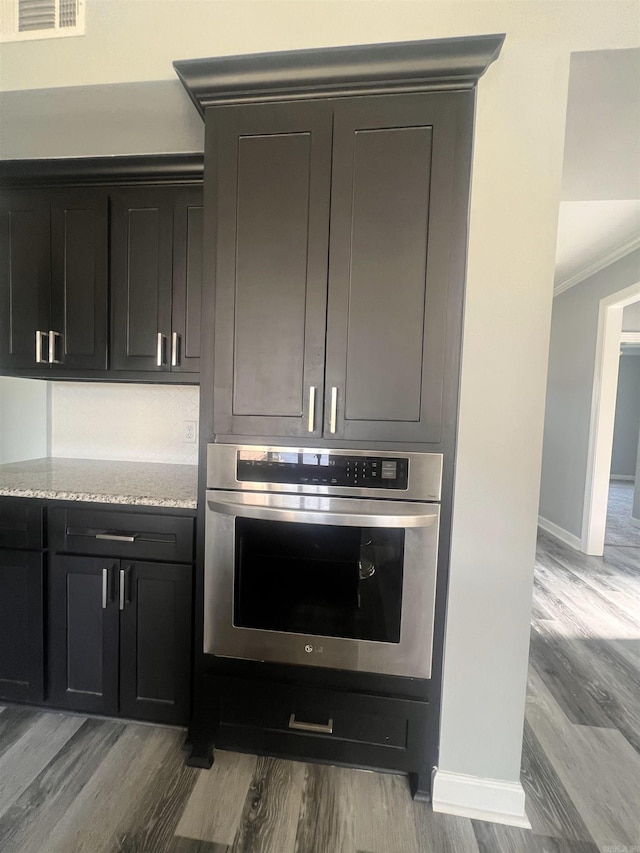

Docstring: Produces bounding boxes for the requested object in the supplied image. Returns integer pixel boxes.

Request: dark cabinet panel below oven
[215,676,429,775]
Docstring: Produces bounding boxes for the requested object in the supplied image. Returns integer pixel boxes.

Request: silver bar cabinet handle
[288,713,333,735]
[102,567,109,609]
[95,533,137,543]
[308,386,316,433]
[35,330,48,364]
[48,330,61,364]
[156,332,166,367]
[119,568,126,610]
[171,332,180,367]
[330,386,338,434]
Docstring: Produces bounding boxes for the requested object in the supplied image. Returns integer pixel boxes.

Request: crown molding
[0,153,204,187]
[173,34,505,116]
[554,233,640,297]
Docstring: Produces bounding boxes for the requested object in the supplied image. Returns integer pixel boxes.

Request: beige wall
[2,0,639,811]
[0,1,636,92]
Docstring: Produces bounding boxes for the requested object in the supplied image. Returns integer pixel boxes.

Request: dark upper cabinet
[110,187,173,372]
[0,191,51,370]
[48,552,192,725]
[210,92,471,444]
[211,101,333,438]
[50,189,109,371]
[324,95,461,443]
[0,188,108,372]
[0,549,45,703]
[171,188,203,374]
[111,186,202,374]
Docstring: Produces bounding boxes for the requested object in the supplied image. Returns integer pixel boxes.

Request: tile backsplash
[51,383,199,464]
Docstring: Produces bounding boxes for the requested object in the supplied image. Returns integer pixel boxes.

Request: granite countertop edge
[0,486,197,510]
[0,458,199,510]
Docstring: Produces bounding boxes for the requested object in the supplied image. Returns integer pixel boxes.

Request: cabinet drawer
[49,507,194,563]
[0,500,44,550]
[217,677,428,772]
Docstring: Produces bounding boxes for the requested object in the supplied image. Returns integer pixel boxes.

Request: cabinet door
[49,554,119,715]
[0,549,44,702]
[171,187,203,374]
[0,190,50,370]
[50,189,109,370]
[211,101,332,438]
[119,561,192,725]
[324,93,470,443]
[111,188,174,372]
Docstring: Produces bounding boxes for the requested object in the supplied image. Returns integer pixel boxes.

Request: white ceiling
[555,200,640,284]
[554,47,640,290]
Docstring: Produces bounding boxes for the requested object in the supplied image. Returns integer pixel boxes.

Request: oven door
[204,489,440,679]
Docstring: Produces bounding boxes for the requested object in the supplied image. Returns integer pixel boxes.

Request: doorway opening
[582,286,640,555]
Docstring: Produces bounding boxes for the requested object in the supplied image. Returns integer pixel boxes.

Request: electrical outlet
[183,421,197,443]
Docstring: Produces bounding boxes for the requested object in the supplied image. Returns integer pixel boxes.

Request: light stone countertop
[0,458,198,509]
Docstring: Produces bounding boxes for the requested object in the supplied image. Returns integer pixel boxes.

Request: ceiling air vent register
[0,0,84,42]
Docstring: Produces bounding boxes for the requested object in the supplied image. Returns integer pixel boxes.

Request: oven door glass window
[233,518,404,643]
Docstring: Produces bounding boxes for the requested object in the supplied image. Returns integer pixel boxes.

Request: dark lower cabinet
[49,554,192,724]
[119,560,192,724]
[48,554,119,715]
[188,673,431,797]
[0,549,45,703]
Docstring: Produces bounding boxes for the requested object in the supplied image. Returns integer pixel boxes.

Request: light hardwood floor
[0,530,638,853]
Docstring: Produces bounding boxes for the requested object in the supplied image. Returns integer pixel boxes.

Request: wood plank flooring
[0,530,637,852]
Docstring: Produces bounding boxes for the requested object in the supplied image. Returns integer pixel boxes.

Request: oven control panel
[236,451,409,490]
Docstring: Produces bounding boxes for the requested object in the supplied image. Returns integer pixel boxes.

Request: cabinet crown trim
[0,153,204,188]
[173,34,505,115]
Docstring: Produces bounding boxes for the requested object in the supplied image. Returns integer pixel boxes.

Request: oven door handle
[206,496,438,528]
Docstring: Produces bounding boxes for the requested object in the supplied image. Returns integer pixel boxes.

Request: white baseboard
[432,768,530,828]
[538,516,583,551]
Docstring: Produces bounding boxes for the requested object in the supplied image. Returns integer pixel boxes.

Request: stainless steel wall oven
[204,444,442,679]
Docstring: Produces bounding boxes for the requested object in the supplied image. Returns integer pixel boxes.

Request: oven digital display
[302,453,330,466]
[237,450,330,466]
[236,451,409,489]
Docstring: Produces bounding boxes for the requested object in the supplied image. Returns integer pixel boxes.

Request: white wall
[0,377,49,463]
[2,0,639,822]
[51,383,199,464]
